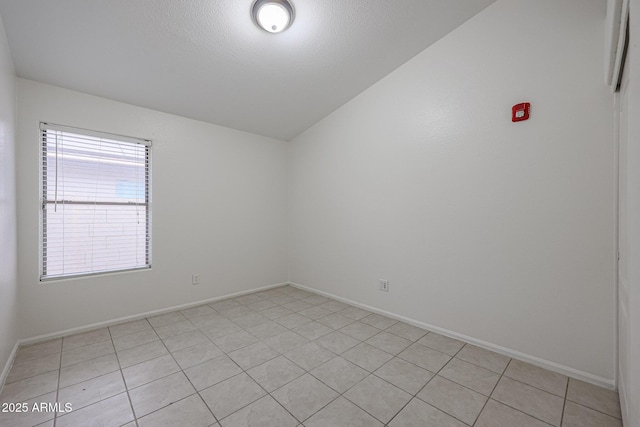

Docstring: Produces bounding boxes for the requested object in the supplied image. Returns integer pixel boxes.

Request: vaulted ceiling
[0,0,496,140]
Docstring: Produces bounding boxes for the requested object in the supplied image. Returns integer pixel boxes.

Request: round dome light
[252,0,294,33]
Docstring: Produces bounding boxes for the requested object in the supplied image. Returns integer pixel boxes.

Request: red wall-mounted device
[512,102,530,122]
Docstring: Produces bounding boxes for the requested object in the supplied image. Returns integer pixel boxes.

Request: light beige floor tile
[219,395,297,427]
[456,344,510,374]
[162,330,209,353]
[297,306,332,320]
[220,306,254,320]
[283,342,334,371]
[505,360,568,397]
[417,332,465,356]
[385,322,428,342]
[228,342,279,370]
[172,342,223,370]
[232,312,269,329]
[366,331,412,355]
[316,313,354,330]
[62,328,111,351]
[116,341,168,368]
[293,321,333,341]
[271,373,338,422]
[388,398,467,427]
[14,339,62,363]
[374,357,434,394]
[112,329,159,352]
[475,399,551,427]
[59,354,120,388]
[247,299,278,312]
[339,322,379,341]
[439,357,500,396]
[342,343,393,372]
[344,374,412,424]
[282,300,313,313]
[200,321,243,340]
[6,353,60,383]
[397,343,451,372]
[245,321,288,340]
[0,371,58,402]
[310,356,368,393]
[109,319,152,338]
[147,311,187,328]
[137,394,216,427]
[184,354,242,391]
[318,300,349,313]
[566,378,621,419]
[274,313,313,329]
[263,331,309,354]
[304,396,382,427]
[154,320,197,339]
[56,392,134,427]
[0,391,57,427]
[338,306,372,321]
[492,376,564,426]
[247,355,305,392]
[188,312,225,329]
[562,401,623,427]
[122,354,179,389]
[61,340,115,367]
[315,331,360,354]
[214,330,259,353]
[201,372,266,420]
[58,371,125,411]
[181,304,216,320]
[260,306,295,320]
[418,375,487,425]
[360,314,397,330]
[128,372,195,417]
[303,295,330,305]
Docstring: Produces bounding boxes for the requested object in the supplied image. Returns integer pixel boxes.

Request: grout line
[385,342,470,426]
[109,324,141,427]
[559,377,570,427]
[469,355,512,427]
[565,398,624,421]
[52,338,63,427]
[144,314,221,426]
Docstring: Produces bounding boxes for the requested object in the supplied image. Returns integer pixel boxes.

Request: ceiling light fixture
[251,0,294,33]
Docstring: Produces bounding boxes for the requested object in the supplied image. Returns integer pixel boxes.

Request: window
[40,123,151,280]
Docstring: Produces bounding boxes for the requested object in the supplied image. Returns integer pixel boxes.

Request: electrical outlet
[379,279,389,292]
[192,274,200,285]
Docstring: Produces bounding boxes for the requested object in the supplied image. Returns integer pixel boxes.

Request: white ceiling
[0,0,495,141]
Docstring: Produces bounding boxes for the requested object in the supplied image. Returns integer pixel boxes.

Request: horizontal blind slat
[41,124,151,279]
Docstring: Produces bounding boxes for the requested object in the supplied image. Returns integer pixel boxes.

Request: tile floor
[0,285,623,427]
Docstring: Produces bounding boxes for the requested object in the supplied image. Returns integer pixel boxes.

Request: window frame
[39,122,152,281]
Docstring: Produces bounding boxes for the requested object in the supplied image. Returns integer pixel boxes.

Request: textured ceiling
[0,0,496,141]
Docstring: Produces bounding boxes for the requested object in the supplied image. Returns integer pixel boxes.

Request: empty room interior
[0,0,639,426]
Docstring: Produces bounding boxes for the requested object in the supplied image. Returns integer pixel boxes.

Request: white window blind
[40,123,152,280]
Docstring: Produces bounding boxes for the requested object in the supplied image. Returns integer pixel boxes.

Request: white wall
[289,0,616,383]
[0,15,17,380]
[16,79,288,339]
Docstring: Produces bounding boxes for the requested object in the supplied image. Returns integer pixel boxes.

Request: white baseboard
[0,341,19,393]
[18,282,289,346]
[288,281,616,390]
